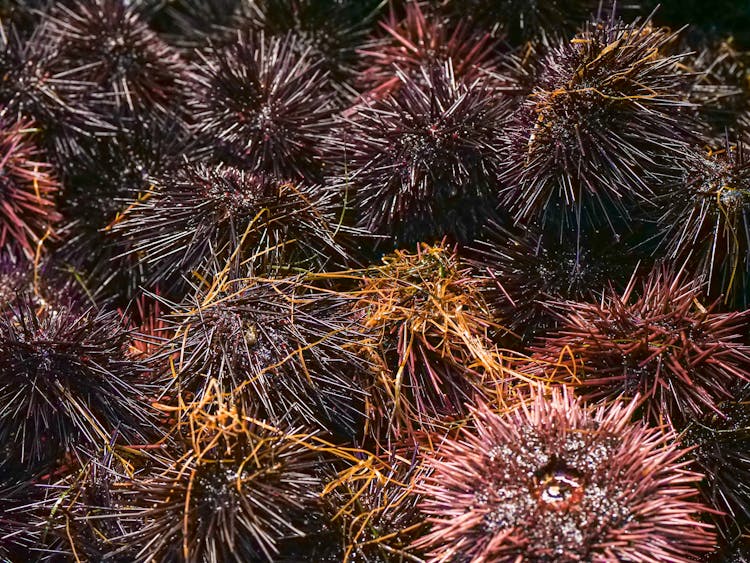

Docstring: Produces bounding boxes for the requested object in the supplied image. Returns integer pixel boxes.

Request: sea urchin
[417,388,715,562]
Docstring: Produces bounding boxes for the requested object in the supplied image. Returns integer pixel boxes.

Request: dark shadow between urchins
[438,0,603,44]
[237,0,384,89]
[144,0,244,50]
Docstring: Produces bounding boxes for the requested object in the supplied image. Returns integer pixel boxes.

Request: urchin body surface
[334,64,509,245]
[502,18,695,235]
[417,389,715,562]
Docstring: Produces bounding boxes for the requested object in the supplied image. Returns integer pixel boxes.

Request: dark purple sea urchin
[417,388,715,562]
[113,399,325,563]
[467,222,634,342]
[501,16,696,236]
[239,0,383,86]
[0,296,154,470]
[188,30,336,181]
[333,62,509,245]
[42,0,185,127]
[157,275,365,438]
[658,136,750,307]
[680,399,750,540]
[110,164,354,287]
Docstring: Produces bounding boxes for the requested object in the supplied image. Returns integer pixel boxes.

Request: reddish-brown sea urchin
[532,268,750,425]
[417,388,715,562]
[0,112,60,259]
[357,2,503,98]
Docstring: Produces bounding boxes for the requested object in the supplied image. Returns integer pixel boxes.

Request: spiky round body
[438,0,600,43]
[0,20,62,125]
[501,18,695,235]
[357,2,503,97]
[158,275,365,437]
[333,64,509,245]
[417,388,715,562]
[658,138,750,308]
[42,0,185,127]
[110,164,353,286]
[188,31,335,181]
[115,401,324,563]
[0,297,155,469]
[532,269,750,425]
[0,113,60,259]
[353,244,498,439]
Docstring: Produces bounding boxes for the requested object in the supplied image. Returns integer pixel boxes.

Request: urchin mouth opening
[532,458,585,510]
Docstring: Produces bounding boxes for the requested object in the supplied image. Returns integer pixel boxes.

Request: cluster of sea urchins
[1,0,750,561]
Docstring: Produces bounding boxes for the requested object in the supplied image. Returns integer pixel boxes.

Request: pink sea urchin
[417,388,715,562]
